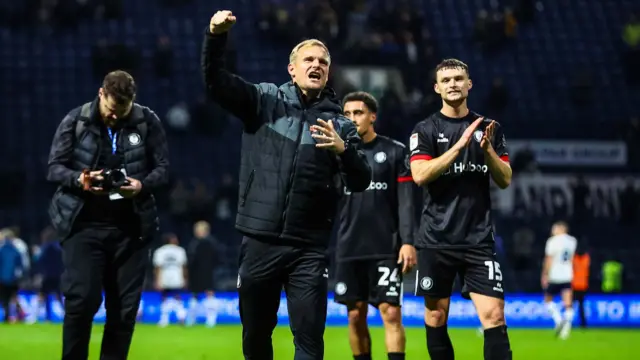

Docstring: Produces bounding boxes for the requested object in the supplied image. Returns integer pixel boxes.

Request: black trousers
[61,225,149,360]
[238,236,328,360]
[0,283,18,322]
[574,290,587,328]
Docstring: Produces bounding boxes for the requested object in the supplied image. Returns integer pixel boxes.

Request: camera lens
[110,170,126,188]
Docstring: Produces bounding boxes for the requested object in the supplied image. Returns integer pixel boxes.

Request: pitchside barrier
[3,292,640,328]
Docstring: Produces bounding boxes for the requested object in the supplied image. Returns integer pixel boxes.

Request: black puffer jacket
[202,29,372,247]
[47,99,170,240]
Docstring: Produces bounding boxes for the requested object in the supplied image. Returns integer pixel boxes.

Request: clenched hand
[210,10,236,34]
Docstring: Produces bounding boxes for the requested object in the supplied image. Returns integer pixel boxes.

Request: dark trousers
[238,236,328,360]
[40,277,63,321]
[574,290,587,328]
[0,283,18,322]
[61,225,149,360]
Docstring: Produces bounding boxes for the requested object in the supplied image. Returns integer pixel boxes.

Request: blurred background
[0,0,639,357]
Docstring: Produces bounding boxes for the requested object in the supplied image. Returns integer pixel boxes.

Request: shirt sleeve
[396,144,416,245]
[493,122,509,162]
[545,239,554,256]
[152,249,162,267]
[409,121,436,162]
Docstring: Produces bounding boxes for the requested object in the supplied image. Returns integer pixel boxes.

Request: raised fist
[210,10,236,34]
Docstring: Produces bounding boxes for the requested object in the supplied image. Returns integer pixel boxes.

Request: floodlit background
[0,0,639,358]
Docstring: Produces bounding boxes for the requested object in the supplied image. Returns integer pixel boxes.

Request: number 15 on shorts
[484,260,504,292]
[484,260,502,281]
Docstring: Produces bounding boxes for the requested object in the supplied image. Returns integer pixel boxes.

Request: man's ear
[288,63,295,78]
[467,79,473,91]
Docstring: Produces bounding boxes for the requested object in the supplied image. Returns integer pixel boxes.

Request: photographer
[47,70,169,360]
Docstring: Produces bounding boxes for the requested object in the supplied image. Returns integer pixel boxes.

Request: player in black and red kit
[409,59,513,360]
[335,92,417,360]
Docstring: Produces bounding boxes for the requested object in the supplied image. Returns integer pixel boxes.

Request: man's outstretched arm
[201,10,267,130]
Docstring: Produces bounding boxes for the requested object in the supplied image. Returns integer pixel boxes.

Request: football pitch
[0,323,637,359]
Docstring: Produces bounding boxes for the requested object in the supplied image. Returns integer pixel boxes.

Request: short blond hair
[289,39,331,65]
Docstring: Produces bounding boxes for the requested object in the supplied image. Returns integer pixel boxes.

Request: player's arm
[482,121,512,189]
[396,145,417,245]
[396,145,418,272]
[181,249,188,289]
[152,250,162,290]
[202,11,268,131]
[541,239,553,287]
[410,118,483,186]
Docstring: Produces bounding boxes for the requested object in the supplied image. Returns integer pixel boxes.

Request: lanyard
[107,128,118,155]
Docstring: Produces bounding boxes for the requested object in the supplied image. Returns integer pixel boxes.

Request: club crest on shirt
[473,130,483,143]
[374,151,387,163]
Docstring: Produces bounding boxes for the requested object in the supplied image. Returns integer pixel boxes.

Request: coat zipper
[279,109,306,236]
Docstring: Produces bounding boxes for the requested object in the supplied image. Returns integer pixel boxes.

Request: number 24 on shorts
[378,266,399,286]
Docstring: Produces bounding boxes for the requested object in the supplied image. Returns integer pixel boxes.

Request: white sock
[546,302,562,326]
[204,296,218,327]
[159,299,172,326]
[186,297,199,326]
[559,307,574,339]
[564,307,575,322]
[175,302,187,323]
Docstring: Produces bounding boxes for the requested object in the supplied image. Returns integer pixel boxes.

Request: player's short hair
[162,232,178,243]
[435,58,470,78]
[289,39,331,65]
[342,91,379,113]
[102,70,137,105]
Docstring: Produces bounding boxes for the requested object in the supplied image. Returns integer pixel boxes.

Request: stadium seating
[1,0,638,292]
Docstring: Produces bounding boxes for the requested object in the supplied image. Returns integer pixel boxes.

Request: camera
[92,169,128,191]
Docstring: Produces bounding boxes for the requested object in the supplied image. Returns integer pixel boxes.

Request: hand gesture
[480,120,496,151]
[311,119,345,154]
[397,244,417,273]
[210,10,237,34]
[118,177,142,198]
[79,171,107,195]
[452,117,484,151]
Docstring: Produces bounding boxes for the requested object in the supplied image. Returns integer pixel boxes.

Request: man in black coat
[202,10,372,360]
[47,70,169,360]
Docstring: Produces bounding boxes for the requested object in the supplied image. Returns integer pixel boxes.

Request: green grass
[0,323,638,359]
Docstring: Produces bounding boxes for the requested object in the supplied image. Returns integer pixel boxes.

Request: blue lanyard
[107,128,118,155]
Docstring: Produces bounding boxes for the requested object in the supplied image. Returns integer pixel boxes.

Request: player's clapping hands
[480,119,496,151]
[452,117,484,151]
[209,10,236,34]
[311,119,345,154]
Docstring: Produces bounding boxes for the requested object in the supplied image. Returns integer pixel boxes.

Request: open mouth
[308,71,322,80]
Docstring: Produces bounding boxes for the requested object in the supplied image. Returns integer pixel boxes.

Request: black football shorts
[415,246,505,300]
[545,282,572,296]
[334,258,403,307]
